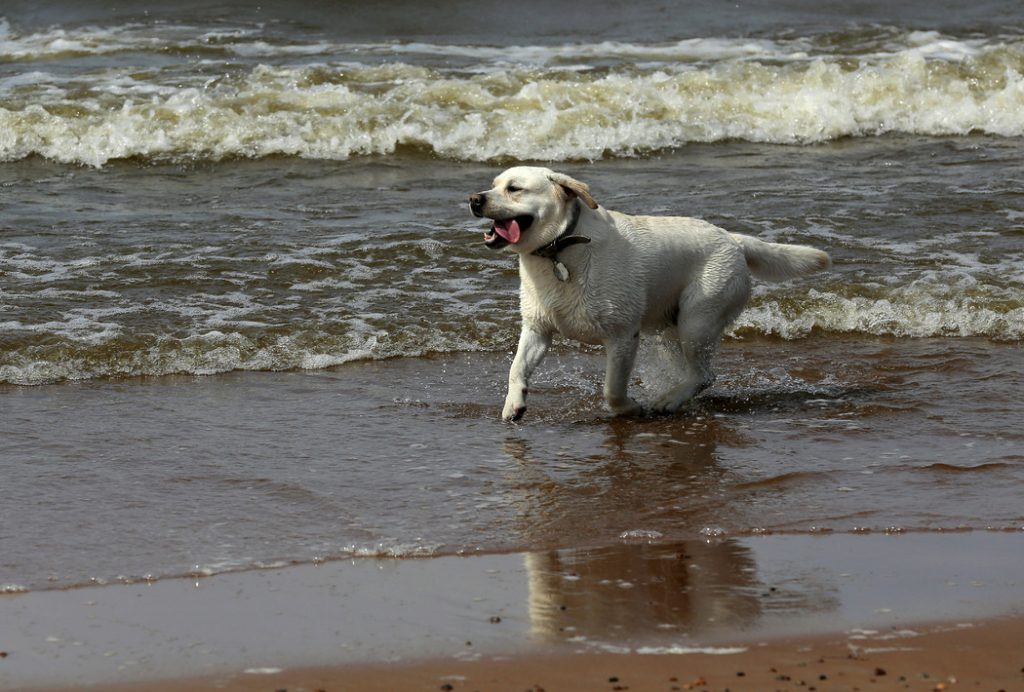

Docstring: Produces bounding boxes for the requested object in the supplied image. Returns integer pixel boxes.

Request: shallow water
[1,1,1023,593]
[2,338,1021,591]
[2,141,1022,387]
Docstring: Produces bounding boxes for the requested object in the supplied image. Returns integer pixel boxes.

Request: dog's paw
[607,397,643,417]
[651,394,684,415]
[652,378,712,414]
[502,395,527,422]
[502,405,526,422]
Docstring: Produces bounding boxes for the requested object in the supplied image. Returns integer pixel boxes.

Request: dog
[469,166,831,421]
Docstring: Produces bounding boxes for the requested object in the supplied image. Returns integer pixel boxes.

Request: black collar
[532,200,590,261]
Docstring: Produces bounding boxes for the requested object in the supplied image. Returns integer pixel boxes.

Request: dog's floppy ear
[548,172,599,209]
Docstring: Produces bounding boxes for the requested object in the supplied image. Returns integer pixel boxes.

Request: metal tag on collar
[553,260,570,282]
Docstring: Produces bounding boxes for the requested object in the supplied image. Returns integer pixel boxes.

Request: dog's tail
[730,233,831,282]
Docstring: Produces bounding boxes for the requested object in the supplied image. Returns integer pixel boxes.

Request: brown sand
[40,615,1023,692]
[5,534,1022,691]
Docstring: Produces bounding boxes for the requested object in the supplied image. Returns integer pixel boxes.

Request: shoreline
[3,532,1021,690]
[4,524,1023,597]
[74,615,1024,692]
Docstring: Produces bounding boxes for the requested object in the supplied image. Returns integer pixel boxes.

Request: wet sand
[94,617,1024,692]
[3,532,1021,690]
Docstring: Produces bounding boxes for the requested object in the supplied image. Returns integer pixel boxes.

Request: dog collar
[531,200,590,282]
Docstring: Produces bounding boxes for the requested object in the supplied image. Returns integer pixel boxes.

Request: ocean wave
[1,26,1023,165]
[0,327,501,385]
[2,280,1020,385]
[734,279,1024,340]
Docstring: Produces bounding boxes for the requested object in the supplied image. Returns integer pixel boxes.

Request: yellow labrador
[469,166,830,421]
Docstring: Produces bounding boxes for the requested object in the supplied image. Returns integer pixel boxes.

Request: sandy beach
[96,617,1024,692]
[4,532,1022,691]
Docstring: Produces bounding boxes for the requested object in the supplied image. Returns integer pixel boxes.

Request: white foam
[341,541,443,558]
[2,34,1024,165]
[635,645,748,655]
[619,529,665,540]
[3,262,1019,384]
[733,281,1024,340]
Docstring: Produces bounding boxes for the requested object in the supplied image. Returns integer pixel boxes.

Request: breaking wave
[734,278,1024,341]
[2,277,1020,385]
[1,20,1024,166]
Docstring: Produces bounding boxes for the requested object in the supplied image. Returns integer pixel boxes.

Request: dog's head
[469,166,599,254]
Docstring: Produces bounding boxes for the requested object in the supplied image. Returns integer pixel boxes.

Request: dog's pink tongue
[494,218,521,244]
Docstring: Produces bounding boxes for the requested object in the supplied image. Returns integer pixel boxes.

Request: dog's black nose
[469,193,486,216]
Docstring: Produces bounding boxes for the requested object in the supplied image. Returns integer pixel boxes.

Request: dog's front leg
[603,331,642,416]
[503,324,552,422]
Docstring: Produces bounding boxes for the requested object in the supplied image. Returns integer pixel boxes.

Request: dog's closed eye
[506,184,523,193]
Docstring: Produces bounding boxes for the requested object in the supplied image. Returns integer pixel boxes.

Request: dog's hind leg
[653,274,749,414]
[652,332,718,413]
[503,324,552,421]
[603,330,643,416]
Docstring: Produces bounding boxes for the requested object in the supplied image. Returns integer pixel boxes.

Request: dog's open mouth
[484,215,534,249]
